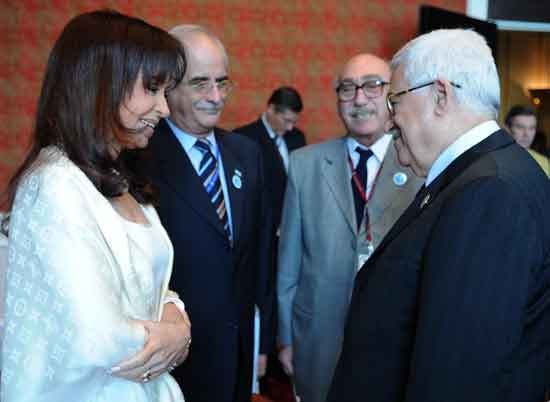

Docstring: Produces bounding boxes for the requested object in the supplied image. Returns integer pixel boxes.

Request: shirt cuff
[163,295,186,317]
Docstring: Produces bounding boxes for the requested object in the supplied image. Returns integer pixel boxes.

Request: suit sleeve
[254,147,276,354]
[276,153,303,346]
[405,178,540,402]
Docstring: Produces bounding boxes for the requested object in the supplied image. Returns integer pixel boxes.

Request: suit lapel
[154,120,228,241]
[216,129,245,246]
[373,130,513,257]
[321,138,357,235]
[368,143,403,226]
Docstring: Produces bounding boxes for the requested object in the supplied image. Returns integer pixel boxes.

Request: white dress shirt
[346,134,392,198]
[262,112,290,172]
[426,120,500,186]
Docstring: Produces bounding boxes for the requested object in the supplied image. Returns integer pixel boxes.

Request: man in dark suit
[235,87,306,390]
[327,29,550,402]
[235,86,306,232]
[146,25,273,402]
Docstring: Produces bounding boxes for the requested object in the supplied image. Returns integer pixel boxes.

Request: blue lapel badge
[393,172,408,186]
[232,169,242,189]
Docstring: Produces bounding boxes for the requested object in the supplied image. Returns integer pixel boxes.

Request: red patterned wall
[0,0,465,193]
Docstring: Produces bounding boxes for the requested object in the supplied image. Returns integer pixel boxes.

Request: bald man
[145,26,274,402]
[277,53,422,402]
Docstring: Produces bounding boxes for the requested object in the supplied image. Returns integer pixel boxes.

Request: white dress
[1,147,185,402]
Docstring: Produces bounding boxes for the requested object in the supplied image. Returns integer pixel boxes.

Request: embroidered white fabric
[1,147,185,402]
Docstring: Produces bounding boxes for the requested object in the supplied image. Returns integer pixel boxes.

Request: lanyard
[347,152,383,242]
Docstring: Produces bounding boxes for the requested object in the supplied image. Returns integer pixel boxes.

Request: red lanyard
[347,152,383,242]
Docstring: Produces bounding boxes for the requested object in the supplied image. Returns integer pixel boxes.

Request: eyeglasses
[336,79,389,102]
[187,78,235,96]
[386,81,461,115]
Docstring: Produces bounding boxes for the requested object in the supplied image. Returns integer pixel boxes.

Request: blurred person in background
[505,104,549,176]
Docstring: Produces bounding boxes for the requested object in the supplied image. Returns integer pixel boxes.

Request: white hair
[169,24,229,67]
[391,29,500,118]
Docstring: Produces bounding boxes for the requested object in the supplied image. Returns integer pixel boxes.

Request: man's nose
[354,88,368,105]
[206,84,223,103]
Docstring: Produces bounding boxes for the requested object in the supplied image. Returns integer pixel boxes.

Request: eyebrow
[189,75,230,83]
[360,74,384,81]
[339,75,385,84]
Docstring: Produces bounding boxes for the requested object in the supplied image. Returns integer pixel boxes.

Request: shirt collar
[261,112,278,140]
[426,120,500,186]
[166,118,218,153]
[346,134,392,166]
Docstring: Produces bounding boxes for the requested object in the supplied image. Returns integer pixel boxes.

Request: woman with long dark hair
[1,10,189,402]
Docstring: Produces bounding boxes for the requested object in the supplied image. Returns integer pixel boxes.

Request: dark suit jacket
[235,118,306,227]
[327,130,550,402]
[146,120,274,402]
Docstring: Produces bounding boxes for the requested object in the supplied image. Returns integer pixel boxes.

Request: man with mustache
[277,53,422,402]
[145,25,274,402]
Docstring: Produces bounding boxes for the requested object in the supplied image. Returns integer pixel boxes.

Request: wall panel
[0,0,465,191]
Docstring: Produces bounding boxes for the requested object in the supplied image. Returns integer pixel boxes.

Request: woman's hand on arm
[110,305,191,382]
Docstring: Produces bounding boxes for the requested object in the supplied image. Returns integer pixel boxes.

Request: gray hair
[391,29,500,119]
[169,24,229,68]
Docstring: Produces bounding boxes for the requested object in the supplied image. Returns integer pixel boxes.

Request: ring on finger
[142,370,152,382]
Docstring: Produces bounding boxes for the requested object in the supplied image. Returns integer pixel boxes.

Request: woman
[1,10,190,402]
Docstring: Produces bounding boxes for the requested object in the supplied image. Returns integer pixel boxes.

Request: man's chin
[350,130,384,145]
[198,114,221,129]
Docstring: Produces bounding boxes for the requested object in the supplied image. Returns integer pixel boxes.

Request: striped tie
[195,139,231,239]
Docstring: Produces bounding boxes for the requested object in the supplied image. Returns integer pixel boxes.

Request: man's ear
[384,119,394,133]
[432,78,452,116]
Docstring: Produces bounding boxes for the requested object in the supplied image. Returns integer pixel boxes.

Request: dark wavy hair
[504,104,536,128]
[2,10,185,212]
[268,86,303,113]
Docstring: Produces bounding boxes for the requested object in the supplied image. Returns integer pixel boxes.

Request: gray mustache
[349,108,375,118]
[196,105,223,112]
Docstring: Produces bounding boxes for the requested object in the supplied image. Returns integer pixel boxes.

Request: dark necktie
[195,139,231,239]
[274,135,289,172]
[352,147,373,229]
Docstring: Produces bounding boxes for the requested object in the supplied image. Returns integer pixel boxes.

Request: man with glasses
[277,53,421,402]
[328,29,550,402]
[145,25,274,402]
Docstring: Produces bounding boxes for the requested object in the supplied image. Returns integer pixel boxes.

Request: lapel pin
[232,173,242,189]
[393,172,408,186]
[420,193,431,209]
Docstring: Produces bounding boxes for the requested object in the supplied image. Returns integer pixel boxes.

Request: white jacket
[1,147,184,402]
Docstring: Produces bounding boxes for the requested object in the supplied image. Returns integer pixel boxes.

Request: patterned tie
[352,147,373,229]
[195,139,231,239]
